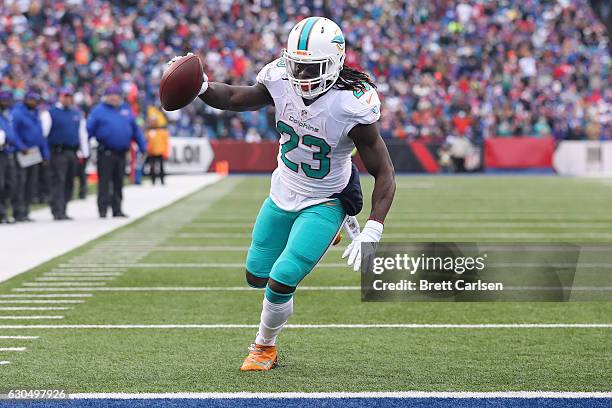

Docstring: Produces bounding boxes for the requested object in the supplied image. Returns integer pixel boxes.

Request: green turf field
[0,175,611,392]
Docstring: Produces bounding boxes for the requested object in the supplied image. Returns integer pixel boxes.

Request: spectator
[145,106,169,185]
[0,1,609,142]
[447,134,473,173]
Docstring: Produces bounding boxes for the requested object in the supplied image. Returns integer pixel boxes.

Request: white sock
[255,297,293,346]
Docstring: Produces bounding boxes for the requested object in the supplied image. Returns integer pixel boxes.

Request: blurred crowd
[0,0,610,143]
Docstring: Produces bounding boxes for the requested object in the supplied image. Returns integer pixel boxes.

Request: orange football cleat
[240,343,278,371]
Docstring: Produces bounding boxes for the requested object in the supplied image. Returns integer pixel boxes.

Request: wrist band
[198,81,209,96]
[368,216,384,225]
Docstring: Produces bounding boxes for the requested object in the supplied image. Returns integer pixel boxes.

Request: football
[159,53,203,111]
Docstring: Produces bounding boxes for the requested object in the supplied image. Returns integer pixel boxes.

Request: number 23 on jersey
[277,120,331,180]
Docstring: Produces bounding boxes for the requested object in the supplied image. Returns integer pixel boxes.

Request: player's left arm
[349,123,395,222]
[342,123,395,271]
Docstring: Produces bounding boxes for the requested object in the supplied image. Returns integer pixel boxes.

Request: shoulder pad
[337,84,381,125]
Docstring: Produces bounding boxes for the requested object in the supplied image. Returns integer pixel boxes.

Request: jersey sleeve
[255,58,288,99]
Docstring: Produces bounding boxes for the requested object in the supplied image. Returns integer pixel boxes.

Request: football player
[172,17,395,371]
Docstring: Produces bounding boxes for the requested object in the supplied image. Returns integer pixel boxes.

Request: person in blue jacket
[87,85,146,218]
[41,87,89,221]
[0,90,26,224]
[11,89,48,222]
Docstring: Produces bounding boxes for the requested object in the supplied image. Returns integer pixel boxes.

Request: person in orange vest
[145,107,169,185]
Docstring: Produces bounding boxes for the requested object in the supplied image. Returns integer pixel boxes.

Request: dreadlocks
[333,65,377,92]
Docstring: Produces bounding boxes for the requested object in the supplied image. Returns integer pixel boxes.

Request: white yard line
[11,285,611,293]
[0,306,72,311]
[151,245,342,252]
[0,361,10,365]
[0,347,26,351]
[11,286,360,292]
[393,222,612,229]
[22,282,108,287]
[381,232,612,238]
[175,232,612,239]
[0,294,92,298]
[45,261,612,269]
[67,391,612,399]
[184,221,612,229]
[55,263,348,268]
[0,316,64,320]
[36,277,116,281]
[54,266,128,269]
[0,307,71,311]
[0,336,38,339]
[176,233,251,238]
[44,273,122,277]
[155,246,250,251]
[181,220,612,230]
[0,323,609,329]
[0,300,84,304]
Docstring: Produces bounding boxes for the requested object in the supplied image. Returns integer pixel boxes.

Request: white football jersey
[256,58,381,211]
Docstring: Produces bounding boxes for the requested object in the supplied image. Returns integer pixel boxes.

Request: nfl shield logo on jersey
[300,109,308,120]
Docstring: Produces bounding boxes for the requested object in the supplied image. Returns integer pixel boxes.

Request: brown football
[159,54,204,111]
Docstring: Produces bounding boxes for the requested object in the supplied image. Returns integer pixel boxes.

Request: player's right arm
[167,53,277,112]
[199,82,272,112]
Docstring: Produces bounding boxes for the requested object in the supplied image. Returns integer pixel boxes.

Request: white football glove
[342,220,384,272]
[166,52,209,95]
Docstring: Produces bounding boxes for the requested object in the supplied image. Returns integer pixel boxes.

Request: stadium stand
[0,0,609,143]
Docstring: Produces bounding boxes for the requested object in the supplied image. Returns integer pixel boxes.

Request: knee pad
[245,271,268,289]
[265,284,294,304]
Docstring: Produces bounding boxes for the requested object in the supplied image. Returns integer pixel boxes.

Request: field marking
[0,336,38,339]
[155,246,249,251]
[55,263,348,269]
[10,286,612,293]
[44,273,122,277]
[0,300,84,304]
[150,245,343,252]
[0,307,72,311]
[0,294,92,298]
[11,286,360,292]
[0,347,26,351]
[193,215,612,221]
[69,244,612,253]
[184,221,612,229]
[48,261,612,269]
[67,391,612,399]
[0,323,610,330]
[0,361,9,365]
[175,232,612,239]
[36,277,116,281]
[0,316,64,320]
[52,266,128,270]
[22,282,108,287]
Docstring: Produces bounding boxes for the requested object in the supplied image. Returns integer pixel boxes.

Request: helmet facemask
[283,49,343,99]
